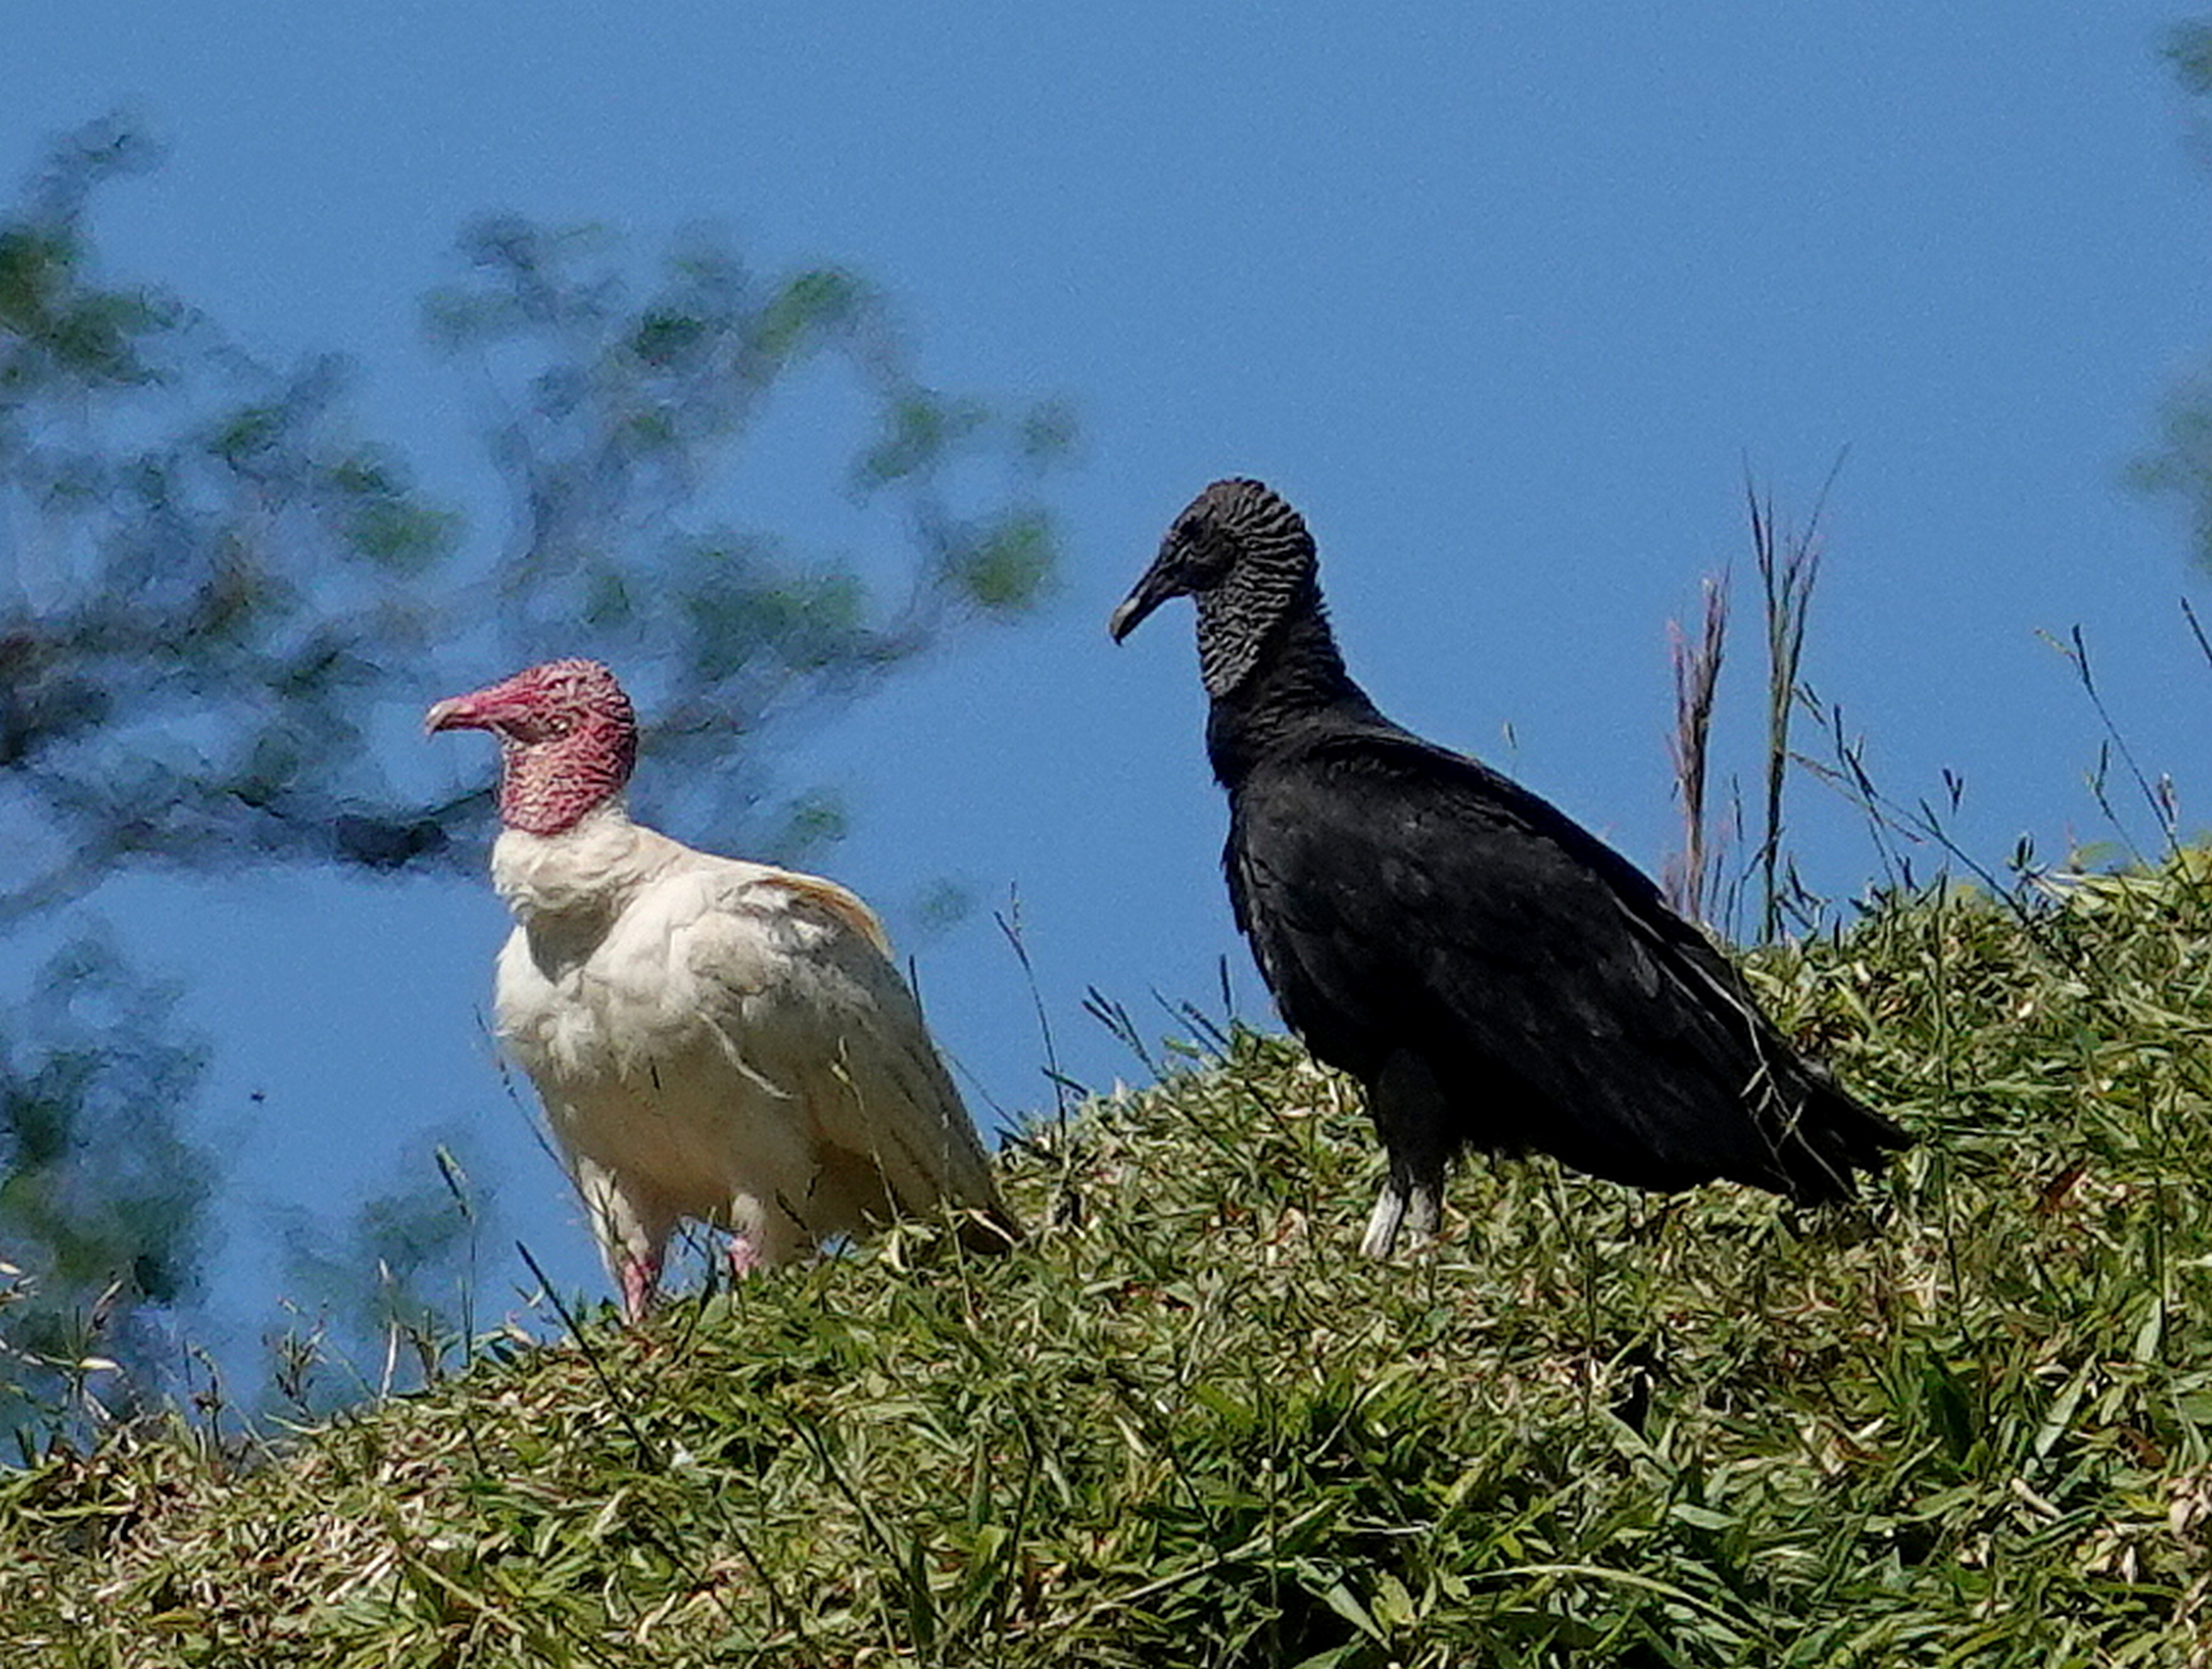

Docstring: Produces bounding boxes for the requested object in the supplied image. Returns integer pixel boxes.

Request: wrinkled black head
[1108,479,1314,643]
[1111,479,1324,698]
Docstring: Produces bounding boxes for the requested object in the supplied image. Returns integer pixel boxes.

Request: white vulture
[427,657,1019,1319]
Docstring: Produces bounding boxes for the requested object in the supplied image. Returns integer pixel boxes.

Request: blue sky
[9,3,2212,1358]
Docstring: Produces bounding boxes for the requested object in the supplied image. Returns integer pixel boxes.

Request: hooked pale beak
[1108,564,1180,643]
[424,693,489,735]
[426,666,539,736]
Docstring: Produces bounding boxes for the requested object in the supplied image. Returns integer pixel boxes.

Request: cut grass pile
[10,861,2212,1665]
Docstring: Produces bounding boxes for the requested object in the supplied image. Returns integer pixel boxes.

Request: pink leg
[572,1158,675,1327]
[724,1234,761,1280]
[618,1251,661,1323]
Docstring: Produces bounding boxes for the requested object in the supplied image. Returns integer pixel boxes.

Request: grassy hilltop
[9,864,2212,1666]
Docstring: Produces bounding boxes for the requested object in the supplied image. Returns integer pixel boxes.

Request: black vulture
[1110,477,1909,1257]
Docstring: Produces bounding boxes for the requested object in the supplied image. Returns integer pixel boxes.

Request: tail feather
[957,1202,1024,1255]
[1767,1070,1910,1205]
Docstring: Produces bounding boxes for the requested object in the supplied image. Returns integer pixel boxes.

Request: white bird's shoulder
[660,844,889,955]
[492,825,902,1070]
[640,848,897,998]
[491,812,890,957]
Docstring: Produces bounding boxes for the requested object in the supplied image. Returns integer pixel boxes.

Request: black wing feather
[1228,724,1899,1200]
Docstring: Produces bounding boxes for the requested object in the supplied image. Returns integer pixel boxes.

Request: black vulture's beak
[1108,561,1180,643]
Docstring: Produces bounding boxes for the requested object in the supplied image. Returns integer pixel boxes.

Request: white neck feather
[489,801,661,927]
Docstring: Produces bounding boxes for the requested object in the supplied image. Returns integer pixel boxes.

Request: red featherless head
[425,658,639,835]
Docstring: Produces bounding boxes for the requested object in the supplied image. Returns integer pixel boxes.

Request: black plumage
[1111,478,1908,1256]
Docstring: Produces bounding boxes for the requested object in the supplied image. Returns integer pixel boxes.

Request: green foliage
[952,509,1056,615]
[2131,381,2212,577]
[2,132,1074,916]
[2168,21,2212,97]
[0,125,173,395]
[0,935,213,1451]
[0,132,467,900]
[0,114,1074,1439]
[412,211,1072,847]
[12,862,2212,1662]
[2138,19,2212,571]
[272,1142,493,1419]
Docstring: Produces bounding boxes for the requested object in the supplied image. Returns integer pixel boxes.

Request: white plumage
[429,659,1016,1318]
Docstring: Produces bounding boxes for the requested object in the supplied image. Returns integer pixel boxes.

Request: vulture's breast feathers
[488,814,893,1109]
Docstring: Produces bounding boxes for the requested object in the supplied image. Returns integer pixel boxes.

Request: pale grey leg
[1361,1184,1408,1258]
[1361,1177,1444,1258]
[1360,1052,1454,1258]
[1404,1179,1443,1242]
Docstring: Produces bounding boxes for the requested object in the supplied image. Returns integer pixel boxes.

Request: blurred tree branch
[2,120,1074,923]
[2135,23,2212,570]
[0,115,1074,1441]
